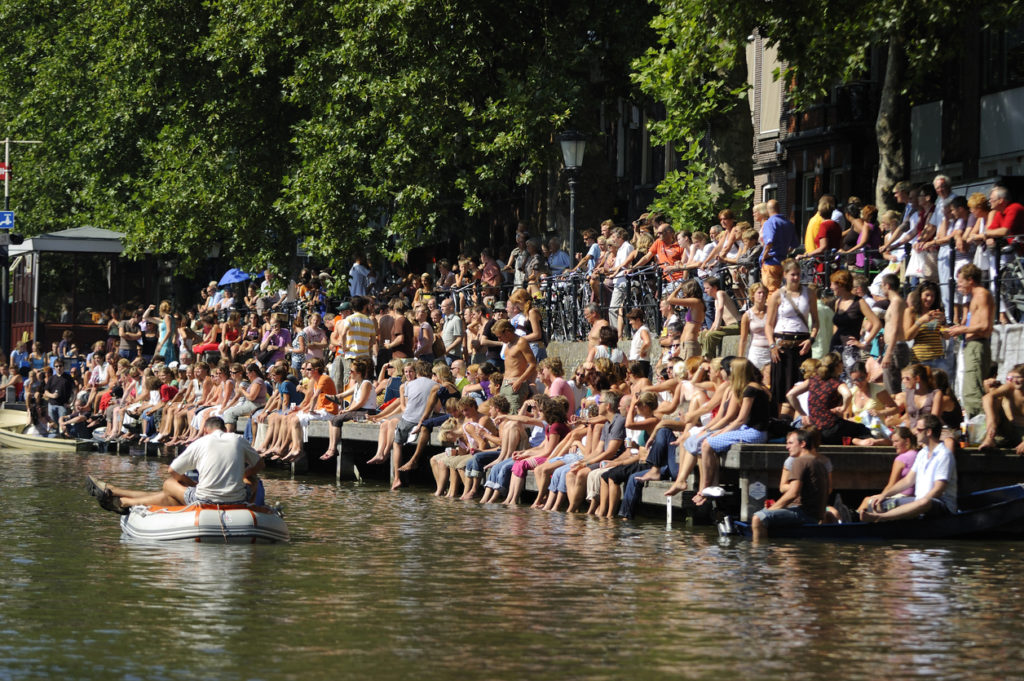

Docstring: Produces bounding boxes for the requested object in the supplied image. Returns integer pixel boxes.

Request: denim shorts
[753,505,817,528]
[184,486,246,506]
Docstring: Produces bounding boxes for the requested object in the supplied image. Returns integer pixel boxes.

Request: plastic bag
[966,413,986,445]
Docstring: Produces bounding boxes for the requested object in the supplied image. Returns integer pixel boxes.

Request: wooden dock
[83,419,1024,522]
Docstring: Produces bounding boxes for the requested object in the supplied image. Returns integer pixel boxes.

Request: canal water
[2,449,1023,681]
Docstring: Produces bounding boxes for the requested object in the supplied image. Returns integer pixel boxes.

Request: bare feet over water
[391,477,403,491]
[397,461,416,472]
[281,450,303,463]
[636,467,663,482]
[319,450,336,461]
[692,493,706,506]
[365,455,386,465]
[663,481,687,497]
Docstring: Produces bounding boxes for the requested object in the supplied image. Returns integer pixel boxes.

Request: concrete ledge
[208,419,1024,521]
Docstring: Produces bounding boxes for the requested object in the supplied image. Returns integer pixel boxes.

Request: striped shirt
[912,321,945,361]
[344,312,375,358]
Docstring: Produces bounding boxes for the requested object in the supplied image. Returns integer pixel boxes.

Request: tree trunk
[875,34,905,209]
[707,45,755,219]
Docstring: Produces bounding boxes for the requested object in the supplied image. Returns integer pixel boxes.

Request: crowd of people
[18,177,1024,530]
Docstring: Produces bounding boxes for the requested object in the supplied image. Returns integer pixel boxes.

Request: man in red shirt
[631,223,684,284]
[985,185,1024,238]
[797,205,842,271]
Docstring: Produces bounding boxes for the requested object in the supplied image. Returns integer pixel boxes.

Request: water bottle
[960,420,968,449]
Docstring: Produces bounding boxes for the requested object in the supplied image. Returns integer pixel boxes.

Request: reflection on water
[1,450,1023,681]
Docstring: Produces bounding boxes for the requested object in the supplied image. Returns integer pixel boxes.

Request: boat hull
[120,503,290,543]
[731,485,1024,540]
[0,409,94,451]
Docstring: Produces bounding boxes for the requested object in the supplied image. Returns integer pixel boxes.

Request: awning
[8,226,125,255]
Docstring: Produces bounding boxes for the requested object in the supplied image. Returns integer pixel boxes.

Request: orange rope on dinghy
[139,503,274,513]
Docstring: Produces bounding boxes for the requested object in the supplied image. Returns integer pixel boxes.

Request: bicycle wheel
[997,262,1024,322]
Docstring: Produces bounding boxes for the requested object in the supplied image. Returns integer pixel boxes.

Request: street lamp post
[558,130,587,259]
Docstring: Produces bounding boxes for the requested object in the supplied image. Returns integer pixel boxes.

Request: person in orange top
[631,223,684,285]
[804,195,837,253]
[280,357,338,462]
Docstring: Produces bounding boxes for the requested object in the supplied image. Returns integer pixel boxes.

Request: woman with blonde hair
[765,258,819,408]
[412,273,436,306]
[738,282,771,369]
[665,357,773,502]
[154,300,177,364]
[507,288,545,360]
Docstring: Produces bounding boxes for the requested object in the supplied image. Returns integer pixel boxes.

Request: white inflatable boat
[120,503,290,543]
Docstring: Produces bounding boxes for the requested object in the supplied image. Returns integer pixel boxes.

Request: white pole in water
[666,494,673,525]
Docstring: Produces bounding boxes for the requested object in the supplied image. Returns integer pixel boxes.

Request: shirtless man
[698,276,741,357]
[493,320,537,413]
[979,364,1024,453]
[584,303,608,351]
[943,264,994,417]
[879,273,910,395]
[375,300,395,370]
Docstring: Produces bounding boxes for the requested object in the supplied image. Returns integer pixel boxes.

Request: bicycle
[994,241,1024,323]
[541,271,590,342]
[797,250,842,291]
[618,266,663,337]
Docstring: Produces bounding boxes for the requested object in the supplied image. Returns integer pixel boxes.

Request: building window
[759,44,783,135]
[982,25,1024,93]
[829,170,846,200]
[802,173,818,231]
[762,183,778,203]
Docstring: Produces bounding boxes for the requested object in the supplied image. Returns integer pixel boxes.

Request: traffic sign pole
[1,138,42,357]
[3,139,10,360]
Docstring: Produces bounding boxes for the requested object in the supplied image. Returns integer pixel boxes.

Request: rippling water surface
[2,449,1023,680]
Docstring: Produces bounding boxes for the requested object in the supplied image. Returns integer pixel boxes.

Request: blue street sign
[0,212,12,230]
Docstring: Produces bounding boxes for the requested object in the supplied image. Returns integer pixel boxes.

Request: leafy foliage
[631,0,755,228]
[0,0,653,271]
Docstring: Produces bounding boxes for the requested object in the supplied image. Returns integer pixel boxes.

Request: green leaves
[632,0,755,227]
[0,0,651,268]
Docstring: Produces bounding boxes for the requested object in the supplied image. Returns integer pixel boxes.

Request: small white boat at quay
[0,407,94,452]
[120,503,290,543]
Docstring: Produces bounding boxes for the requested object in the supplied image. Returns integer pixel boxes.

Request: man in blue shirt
[348,254,370,297]
[759,199,796,293]
[546,237,571,276]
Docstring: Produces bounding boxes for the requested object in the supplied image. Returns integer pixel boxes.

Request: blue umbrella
[218,268,252,286]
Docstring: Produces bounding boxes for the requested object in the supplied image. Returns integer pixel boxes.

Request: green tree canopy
[0,0,653,271]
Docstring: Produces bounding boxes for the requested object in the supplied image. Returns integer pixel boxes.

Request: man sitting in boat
[978,364,1024,454]
[750,427,831,542]
[860,414,958,521]
[87,416,264,514]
